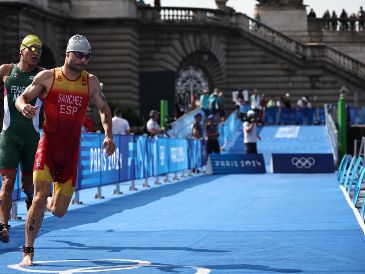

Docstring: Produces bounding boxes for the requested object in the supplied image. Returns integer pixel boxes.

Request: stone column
[255,0,308,41]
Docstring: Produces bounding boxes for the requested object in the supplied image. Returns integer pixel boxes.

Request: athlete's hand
[21,104,38,119]
[103,137,115,156]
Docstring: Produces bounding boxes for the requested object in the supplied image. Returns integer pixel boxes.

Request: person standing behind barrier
[209,88,220,117]
[112,109,130,135]
[192,113,203,139]
[200,89,210,117]
[243,110,261,154]
[0,34,43,243]
[192,113,204,173]
[146,109,161,136]
[83,107,95,133]
[206,115,220,155]
[218,90,226,121]
[250,89,261,112]
[15,34,116,266]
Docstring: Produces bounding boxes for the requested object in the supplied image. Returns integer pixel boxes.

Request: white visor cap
[66,34,91,54]
[247,110,255,117]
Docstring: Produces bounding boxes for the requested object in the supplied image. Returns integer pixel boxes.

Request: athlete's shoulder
[32,69,54,85]
[0,63,15,77]
[87,73,101,86]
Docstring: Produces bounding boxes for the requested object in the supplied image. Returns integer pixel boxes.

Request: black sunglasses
[72,51,91,60]
[22,44,42,54]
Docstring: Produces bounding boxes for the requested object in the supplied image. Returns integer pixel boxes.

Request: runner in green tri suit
[0,34,43,243]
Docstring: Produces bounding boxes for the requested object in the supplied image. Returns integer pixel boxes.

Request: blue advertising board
[271,153,335,173]
[207,153,266,174]
[156,138,169,175]
[78,133,103,189]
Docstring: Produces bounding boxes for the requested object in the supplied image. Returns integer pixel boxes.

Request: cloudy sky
[143,0,363,17]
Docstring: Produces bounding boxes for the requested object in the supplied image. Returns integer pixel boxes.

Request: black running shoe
[0,224,10,243]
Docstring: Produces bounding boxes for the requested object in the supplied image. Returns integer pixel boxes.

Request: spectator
[308,8,316,18]
[154,0,160,8]
[266,96,276,108]
[323,9,331,30]
[217,90,226,121]
[192,113,203,139]
[340,9,348,31]
[331,11,338,31]
[209,88,220,116]
[83,113,95,133]
[282,92,291,109]
[112,109,130,135]
[236,96,250,117]
[243,110,261,154]
[349,12,356,31]
[205,115,220,155]
[297,96,312,108]
[175,94,185,119]
[276,96,283,108]
[146,109,161,136]
[200,89,210,117]
[191,113,204,174]
[358,6,365,31]
[250,89,261,112]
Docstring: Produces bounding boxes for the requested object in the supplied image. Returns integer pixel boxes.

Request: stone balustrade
[138,6,227,24]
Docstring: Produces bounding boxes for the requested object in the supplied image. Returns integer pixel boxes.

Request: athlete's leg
[20,179,51,266]
[47,190,73,217]
[21,131,39,211]
[0,171,17,243]
[47,179,74,217]
[21,174,34,211]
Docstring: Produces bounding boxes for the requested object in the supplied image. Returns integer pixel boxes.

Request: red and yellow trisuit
[33,67,90,196]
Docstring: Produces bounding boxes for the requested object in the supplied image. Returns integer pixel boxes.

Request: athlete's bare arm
[0,64,14,82]
[89,74,115,156]
[15,69,53,118]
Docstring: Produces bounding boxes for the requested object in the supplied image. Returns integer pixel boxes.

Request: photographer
[243,110,261,154]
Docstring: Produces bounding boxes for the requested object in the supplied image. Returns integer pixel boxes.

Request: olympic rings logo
[291,157,316,169]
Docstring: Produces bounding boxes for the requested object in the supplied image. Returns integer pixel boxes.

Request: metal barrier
[337,154,365,222]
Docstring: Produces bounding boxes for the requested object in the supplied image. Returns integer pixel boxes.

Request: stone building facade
[1,0,365,121]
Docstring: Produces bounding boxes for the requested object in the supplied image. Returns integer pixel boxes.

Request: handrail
[325,104,339,166]
[239,14,365,80]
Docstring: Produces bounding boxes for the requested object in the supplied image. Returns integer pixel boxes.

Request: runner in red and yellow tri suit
[33,67,90,196]
[16,34,116,266]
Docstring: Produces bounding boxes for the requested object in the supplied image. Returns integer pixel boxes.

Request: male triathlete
[0,34,43,243]
[16,34,115,266]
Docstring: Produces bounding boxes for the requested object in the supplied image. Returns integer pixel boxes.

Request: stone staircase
[223,14,365,109]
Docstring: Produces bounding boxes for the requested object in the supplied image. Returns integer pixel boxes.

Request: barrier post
[338,93,347,158]
[94,186,104,199]
[129,180,138,191]
[173,171,179,181]
[160,100,168,129]
[154,176,161,185]
[113,183,123,195]
[10,202,21,220]
[72,190,83,205]
[143,177,150,188]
